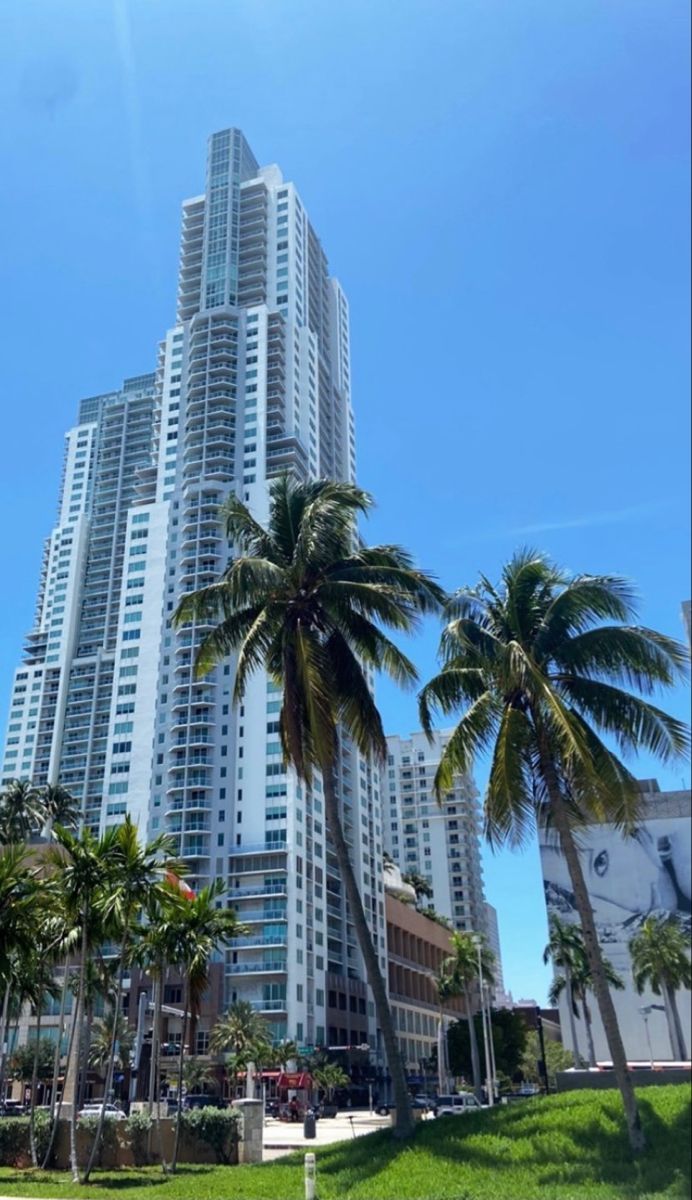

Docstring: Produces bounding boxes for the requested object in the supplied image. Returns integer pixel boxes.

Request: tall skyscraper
[382,730,487,937]
[2,129,386,1058]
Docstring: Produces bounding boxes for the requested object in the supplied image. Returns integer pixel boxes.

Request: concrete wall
[556,1069,691,1093]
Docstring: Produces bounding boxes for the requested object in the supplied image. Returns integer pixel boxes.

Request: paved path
[262,1108,430,1158]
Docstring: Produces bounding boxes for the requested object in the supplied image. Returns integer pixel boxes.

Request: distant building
[384,863,465,1085]
[540,780,691,1062]
[382,730,487,934]
[484,903,511,1007]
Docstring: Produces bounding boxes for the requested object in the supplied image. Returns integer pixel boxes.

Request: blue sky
[0,0,689,1004]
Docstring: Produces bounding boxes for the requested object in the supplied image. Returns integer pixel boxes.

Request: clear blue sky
[0,0,689,1004]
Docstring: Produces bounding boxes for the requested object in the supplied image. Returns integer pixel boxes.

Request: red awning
[277,1071,312,1090]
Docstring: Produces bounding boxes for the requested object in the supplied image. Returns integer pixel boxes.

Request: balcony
[225,960,287,976]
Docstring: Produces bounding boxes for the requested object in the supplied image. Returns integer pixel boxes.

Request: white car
[77,1103,126,1121]
[434,1093,482,1116]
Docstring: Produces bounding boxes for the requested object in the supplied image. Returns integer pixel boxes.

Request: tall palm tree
[442,931,494,1101]
[548,938,624,1068]
[0,779,45,844]
[174,475,444,1137]
[166,882,243,1170]
[41,783,80,835]
[83,819,181,1183]
[629,916,691,1061]
[432,967,457,1096]
[543,917,587,1068]
[48,825,121,1182]
[419,550,689,1152]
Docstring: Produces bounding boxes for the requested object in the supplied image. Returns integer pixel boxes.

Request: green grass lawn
[0,1085,689,1200]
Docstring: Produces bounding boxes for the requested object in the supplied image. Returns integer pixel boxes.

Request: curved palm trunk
[84,930,129,1183]
[563,967,583,1068]
[42,974,80,1169]
[171,980,189,1171]
[47,960,70,1124]
[28,1005,43,1166]
[463,985,482,1101]
[546,776,645,1153]
[581,993,597,1069]
[663,982,686,1061]
[321,764,414,1138]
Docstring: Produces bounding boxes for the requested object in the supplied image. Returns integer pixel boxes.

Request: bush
[0,1118,29,1167]
[181,1106,240,1165]
[125,1110,152,1166]
[77,1114,117,1166]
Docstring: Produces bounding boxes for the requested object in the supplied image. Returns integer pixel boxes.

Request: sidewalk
[263,1109,393,1158]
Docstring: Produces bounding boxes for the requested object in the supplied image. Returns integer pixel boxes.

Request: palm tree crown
[419,550,689,845]
[629,915,691,996]
[174,475,444,777]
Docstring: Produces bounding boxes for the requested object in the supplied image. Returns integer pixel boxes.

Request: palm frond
[485,706,536,849]
[558,677,690,763]
[553,626,690,694]
[433,692,499,796]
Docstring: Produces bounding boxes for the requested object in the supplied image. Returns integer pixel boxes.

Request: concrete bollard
[305,1151,316,1200]
[232,1098,264,1164]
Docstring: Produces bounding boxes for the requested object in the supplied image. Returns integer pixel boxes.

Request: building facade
[540,780,691,1062]
[1,128,386,1060]
[382,730,489,938]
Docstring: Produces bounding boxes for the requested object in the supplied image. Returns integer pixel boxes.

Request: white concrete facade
[1,129,384,1061]
[381,730,487,938]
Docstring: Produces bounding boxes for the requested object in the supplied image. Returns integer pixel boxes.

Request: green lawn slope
[0,1084,689,1200]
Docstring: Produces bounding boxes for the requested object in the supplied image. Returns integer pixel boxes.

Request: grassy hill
[0,1084,689,1199]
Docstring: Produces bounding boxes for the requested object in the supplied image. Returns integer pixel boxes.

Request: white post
[368,1083,373,1115]
[304,1151,316,1200]
[474,936,493,1107]
[485,984,497,1102]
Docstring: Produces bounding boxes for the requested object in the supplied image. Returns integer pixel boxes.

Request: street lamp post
[472,935,493,1107]
[638,1005,665,1070]
[484,982,497,1100]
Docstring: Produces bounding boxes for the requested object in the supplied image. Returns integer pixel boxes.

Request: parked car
[434,1093,482,1117]
[77,1103,126,1121]
[412,1094,435,1110]
[0,1100,26,1117]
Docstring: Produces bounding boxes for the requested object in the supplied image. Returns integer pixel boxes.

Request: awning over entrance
[277,1071,313,1090]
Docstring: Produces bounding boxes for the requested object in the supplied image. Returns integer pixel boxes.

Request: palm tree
[543,917,587,1067]
[313,1062,349,1102]
[210,1001,270,1059]
[548,934,624,1068]
[402,872,434,903]
[83,819,181,1183]
[88,1010,135,1073]
[48,825,121,1182]
[41,783,80,834]
[419,550,689,1152]
[0,847,38,1103]
[432,966,457,1095]
[629,916,691,1060]
[166,882,243,1170]
[0,779,45,844]
[174,475,444,1137]
[183,1057,216,1095]
[442,931,494,1101]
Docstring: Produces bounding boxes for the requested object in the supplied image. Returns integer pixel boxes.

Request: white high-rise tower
[2,129,386,1057]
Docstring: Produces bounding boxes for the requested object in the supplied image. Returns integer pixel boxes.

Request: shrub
[125,1109,152,1166]
[0,1117,29,1167]
[77,1114,117,1166]
[181,1106,240,1164]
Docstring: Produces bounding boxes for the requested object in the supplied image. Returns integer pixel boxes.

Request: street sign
[298,1045,314,1055]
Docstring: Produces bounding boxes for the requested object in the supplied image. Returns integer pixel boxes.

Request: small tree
[313,1062,350,1102]
[520,1031,574,1089]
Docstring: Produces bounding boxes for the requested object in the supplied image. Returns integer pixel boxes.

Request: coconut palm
[543,917,587,1067]
[0,779,45,844]
[420,551,689,1151]
[548,932,624,1068]
[88,1010,135,1072]
[0,848,39,1105]
[83,819,182,1183]
[444,931,495,1101]
[174,475,444,1137]
[629,916,691,1061]
[183,1057,216,1095]
[41,783,80,834]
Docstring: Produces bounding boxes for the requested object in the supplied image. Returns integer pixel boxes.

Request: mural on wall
[540,813,691,1062]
